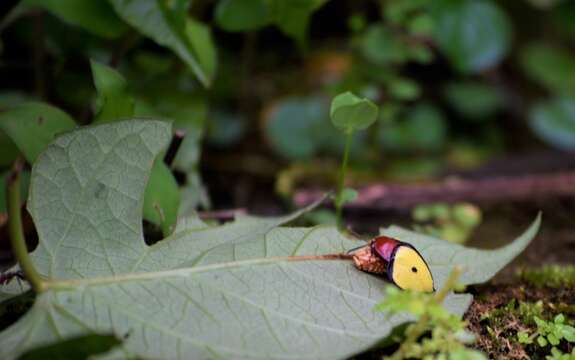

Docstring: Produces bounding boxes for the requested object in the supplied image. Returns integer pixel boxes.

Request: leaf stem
[7,158,44,292]
[336,129,353,230]
[42,253,356,290]
[388,266,463,360]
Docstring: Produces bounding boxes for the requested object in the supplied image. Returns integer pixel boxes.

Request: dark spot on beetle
[411,267,418,273]
[94,183,107,199]
[37,116,44,125]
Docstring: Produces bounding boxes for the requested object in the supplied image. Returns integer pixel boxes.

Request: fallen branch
[294,171,575,210]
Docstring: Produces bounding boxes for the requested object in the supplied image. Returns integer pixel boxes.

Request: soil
[465,282,575,359]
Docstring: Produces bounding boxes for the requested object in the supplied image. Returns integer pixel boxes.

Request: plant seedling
[329,91,378,229]
[375,267,487,359]
[518,314,575,346]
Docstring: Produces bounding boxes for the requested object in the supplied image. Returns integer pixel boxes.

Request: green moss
[482,299,545,327]
[479,298,575,358]
[517,265,575,289]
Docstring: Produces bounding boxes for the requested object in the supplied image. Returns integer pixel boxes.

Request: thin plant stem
[7,158,44,292]
[336,129,353,229]
[388,266,463,360]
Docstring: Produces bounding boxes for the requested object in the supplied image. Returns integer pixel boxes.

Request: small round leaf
[330,92,379,132]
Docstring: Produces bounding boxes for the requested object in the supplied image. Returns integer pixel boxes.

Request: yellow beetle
[350,235,434,292]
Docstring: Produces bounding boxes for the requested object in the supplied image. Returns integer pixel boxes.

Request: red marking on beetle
[350,236,402,276]
[371,236,400,262]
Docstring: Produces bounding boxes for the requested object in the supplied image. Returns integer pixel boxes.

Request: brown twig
[164,130,185,167]
[287,254,354,261]
[294,171,575,210]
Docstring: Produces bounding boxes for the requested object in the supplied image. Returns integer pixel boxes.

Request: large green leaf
[433,0,512,73]
[108,0,216,86]
[0,120,540,359]
[23,0,127,38]
[0,102,76,163]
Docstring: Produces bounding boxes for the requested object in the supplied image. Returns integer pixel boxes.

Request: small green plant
[375,268,487,360]
[329,91,379,229]
[517,314,575,359]
[412,202,482,244]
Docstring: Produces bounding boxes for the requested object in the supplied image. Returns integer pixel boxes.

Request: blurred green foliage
[412,202,482,244]
[0,0,574,213]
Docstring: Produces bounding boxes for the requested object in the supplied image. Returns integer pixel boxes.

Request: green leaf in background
[0,102,76,163]
[379,103,447,152]
[529,97,575,150]
[266,96,328,160]
[443,81,503,120]
[267,0,328,48]
[0,92,28,165]
[360,24,408,65]
[0,120,540,359]
[330,91,379,132]
[23,0,127,38]
[388,77,421,101]
[215,0,271,32]
[143,159,180,236]
[186,19,218,83]
[18,334,121,360]
[433,0,512,73]
[0,170,30,215]
[90,60,135,123]
[553,1,575,40]
[206,110,246,147]
[0,132,18,167]
[264,96,368,160]
[215,0,328,47]
[108,0,216,87]
[520,43,575,96]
